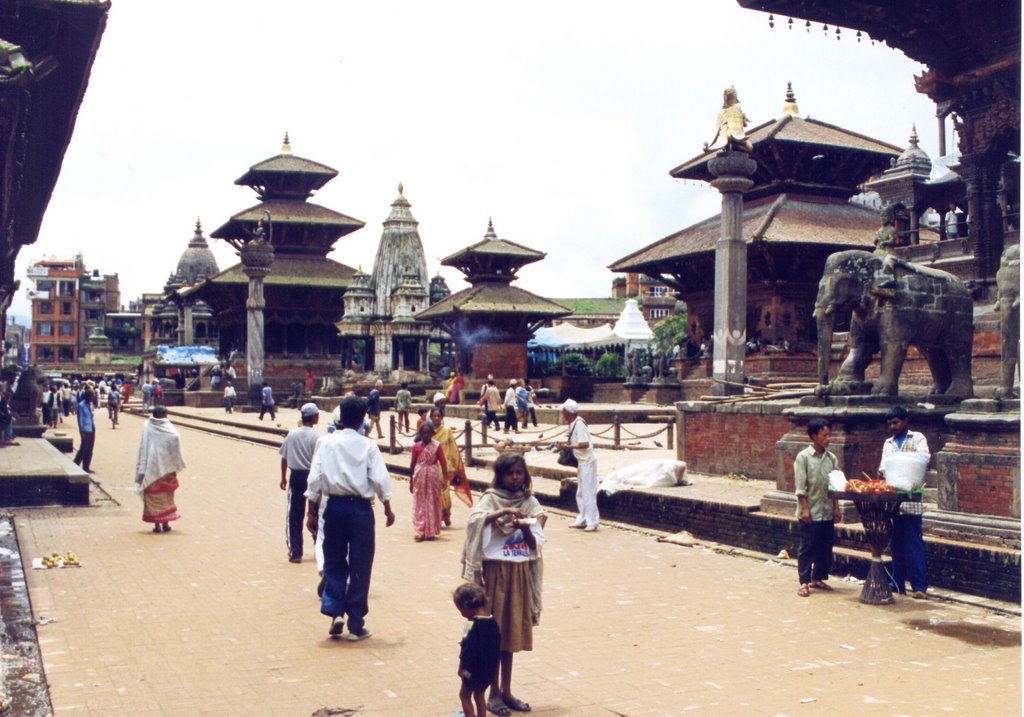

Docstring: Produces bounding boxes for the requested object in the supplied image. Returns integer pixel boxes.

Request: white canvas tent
[530,299,654,349]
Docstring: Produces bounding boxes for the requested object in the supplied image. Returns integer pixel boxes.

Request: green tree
[653,311,689,349]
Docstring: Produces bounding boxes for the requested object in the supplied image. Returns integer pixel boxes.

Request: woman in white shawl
[135,406,186,533]
[461,453,546,716]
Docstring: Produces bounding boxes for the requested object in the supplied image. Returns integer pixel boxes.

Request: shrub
[594,351,625,378]
[554,353,593,377]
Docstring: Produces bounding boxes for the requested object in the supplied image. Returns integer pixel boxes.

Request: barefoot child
[409,420,447,541]
[454,583,501,717]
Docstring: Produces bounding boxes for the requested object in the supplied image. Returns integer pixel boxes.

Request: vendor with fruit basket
[878,406,930,599]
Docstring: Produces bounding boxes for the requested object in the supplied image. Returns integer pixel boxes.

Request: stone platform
[0,438,89,506]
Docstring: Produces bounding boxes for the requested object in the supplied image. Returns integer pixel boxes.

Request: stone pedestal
[930,398,1020,545]
[623,384,650,403]
[708,151,756,396]
[761,396,958,522]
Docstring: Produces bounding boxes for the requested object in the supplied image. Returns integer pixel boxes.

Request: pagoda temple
[416,220,571,379]
[737,0,1020,296]
[610,86,902,377]
[179,136,364,379]
[335,184,442,378]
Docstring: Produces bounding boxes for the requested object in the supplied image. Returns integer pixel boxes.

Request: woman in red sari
[134,406,186,533]
[409,420,447,541]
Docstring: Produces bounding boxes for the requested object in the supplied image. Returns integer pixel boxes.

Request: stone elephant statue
[813,249,974,398]
[995,243,1020,398]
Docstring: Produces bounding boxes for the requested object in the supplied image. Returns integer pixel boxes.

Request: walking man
[557,399,599,531]
[280,403,322,563]
[140,380,152,414]
[366,380,384,439]
[73,388,96,473]
[478,379,501,431]
[305,395,395,640]
[259,382,276,421]
[879,406,930,599]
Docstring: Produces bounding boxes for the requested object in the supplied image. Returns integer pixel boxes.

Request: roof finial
[398,182,404,195]
[908,124,919,146]
[485,217,497,240]
[281,132,292,154]
[195,216,202,231]
[781,82,800,118]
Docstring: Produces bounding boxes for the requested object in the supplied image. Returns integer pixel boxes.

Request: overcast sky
[10,0,943,325]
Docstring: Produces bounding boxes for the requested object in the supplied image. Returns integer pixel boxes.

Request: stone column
[708,151,756,396]
[182,302,195,345]
[240,238,274,407]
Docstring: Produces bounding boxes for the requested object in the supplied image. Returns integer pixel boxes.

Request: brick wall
[679,403,791,481]
[958,464,1018,517]
[472,342,527,381]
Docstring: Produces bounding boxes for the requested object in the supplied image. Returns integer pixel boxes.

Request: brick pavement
[12,408,1022,716]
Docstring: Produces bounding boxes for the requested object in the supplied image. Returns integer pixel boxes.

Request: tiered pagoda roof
[611,86,900,284]
[210,135,365,256]
[416,220,570,323]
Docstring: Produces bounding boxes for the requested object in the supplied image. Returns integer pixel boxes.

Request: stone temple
[147,219,220,348]
[336,184,448,379]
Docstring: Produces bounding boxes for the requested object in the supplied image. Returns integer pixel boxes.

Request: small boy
[794,418,841,597]
[453,583,501,717]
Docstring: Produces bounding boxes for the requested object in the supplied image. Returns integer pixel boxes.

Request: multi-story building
[26,256,122,366]
[612,272,682,323]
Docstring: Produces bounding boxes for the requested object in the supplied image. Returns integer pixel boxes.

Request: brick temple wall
[678,402,792,481]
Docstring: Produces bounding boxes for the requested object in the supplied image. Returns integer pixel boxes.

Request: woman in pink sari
[134,406,186,533]
[409,420,447,541]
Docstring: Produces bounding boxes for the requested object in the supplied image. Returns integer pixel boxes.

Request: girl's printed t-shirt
[482,523,545,562]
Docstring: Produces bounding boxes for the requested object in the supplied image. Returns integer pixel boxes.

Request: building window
[649,308,670,319]
[59,323,74,336]
[36,346,55,361]
[36,280,53,292]
[86,309,101,321]
[38,301,52,315]
[59,281,75,297]
[61,301,73,315]
[36,323,53,336]
[58,347,75,361]
[649,286,669,297]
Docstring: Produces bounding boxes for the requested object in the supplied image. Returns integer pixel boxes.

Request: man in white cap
[279,402,322,563]
[433,392,448,409]
[557,399,599,531]
[502,379,520,434]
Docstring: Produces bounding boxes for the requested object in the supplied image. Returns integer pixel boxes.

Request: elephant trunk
[814,305,834,386]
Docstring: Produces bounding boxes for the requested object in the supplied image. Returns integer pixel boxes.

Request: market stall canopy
[531,302,655,349]
[528,327,571,349]
[155,346,219,365]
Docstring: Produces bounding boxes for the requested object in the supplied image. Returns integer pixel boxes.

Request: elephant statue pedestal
[762,396,957,521]
[930,398,1021,546]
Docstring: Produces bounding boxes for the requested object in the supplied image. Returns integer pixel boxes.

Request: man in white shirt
[280,403,322,563]
[305,396,395,640]
[557,399,600,531]
[502,379,520,434]
[878,406,930,599]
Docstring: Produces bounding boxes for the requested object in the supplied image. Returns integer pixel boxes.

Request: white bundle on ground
[599,459,689,495]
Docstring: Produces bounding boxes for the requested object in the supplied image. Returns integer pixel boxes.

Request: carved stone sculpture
[813,250,974,398]
[10,365,46,437]
[995,243,1020,398]
[704,86,753,154]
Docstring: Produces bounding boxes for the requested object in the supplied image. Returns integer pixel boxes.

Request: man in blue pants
[305,395,395,640]
[878,406,930,599]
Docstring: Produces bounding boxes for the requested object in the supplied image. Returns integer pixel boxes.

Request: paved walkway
[13,408,1021,716]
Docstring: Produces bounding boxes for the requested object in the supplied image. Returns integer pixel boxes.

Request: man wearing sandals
[794,418,841,597]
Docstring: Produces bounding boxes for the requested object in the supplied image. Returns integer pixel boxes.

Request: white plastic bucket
[882,453,928,491]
